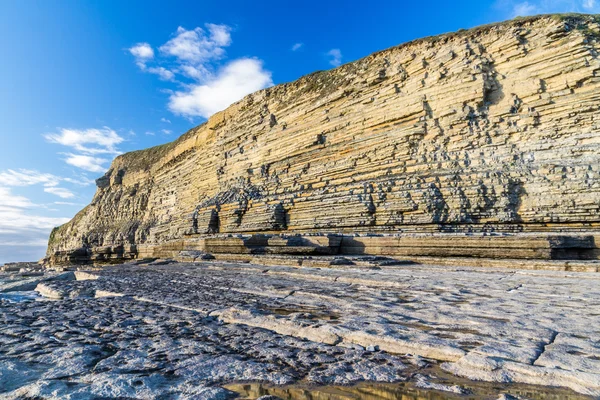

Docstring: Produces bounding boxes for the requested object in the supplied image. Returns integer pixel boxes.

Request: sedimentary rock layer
[47,15,600,264]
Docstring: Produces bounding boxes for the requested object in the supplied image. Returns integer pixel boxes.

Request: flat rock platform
[0,260,599,399]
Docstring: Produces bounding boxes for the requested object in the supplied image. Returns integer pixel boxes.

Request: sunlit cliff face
[48,15,600,265]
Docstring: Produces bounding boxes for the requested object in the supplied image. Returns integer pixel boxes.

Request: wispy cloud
[0,187,70,228]
[291,43,303,51]
[0,187,71,263]
[129,42,175,80]
[63,154,109,173]
[63,176,95,186]
[54,201,85,206]
[160,24,232,65]
[43,187,75,199]
[0,169,60,187]
[161,118,171,124]
[161,129,172,135]
[0,169,90,199]
[146,66,175,81]
[128,23,273,119]
[583,0,596,8]
[44,127,124,174]
[326,49,342,67]
[44,127,123,155]
[0,187,35,209]
[496,0,600,17]
[513,1,538,15]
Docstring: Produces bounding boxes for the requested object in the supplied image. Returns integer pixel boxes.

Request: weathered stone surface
[1,260,598,397]
[46,15,600,265]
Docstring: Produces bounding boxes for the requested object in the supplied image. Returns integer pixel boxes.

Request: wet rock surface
[0,261,599,398]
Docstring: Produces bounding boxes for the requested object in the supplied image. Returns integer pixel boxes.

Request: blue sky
[0,0,598,264]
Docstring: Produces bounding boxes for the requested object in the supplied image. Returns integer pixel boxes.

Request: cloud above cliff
[44,127,123,155]
[0,169,60,187]
[496,0,600,17]
[127,23,273,119]
[43,186,75,199]
[160,25,232,65]
[168,58,272,118]
[44,127,124,173]
[326,49,342,67]
[63,154,110,173]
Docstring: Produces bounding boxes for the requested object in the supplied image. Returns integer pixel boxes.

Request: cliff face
[47,15,600,264]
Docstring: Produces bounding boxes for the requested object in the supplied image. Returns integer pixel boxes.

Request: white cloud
[160,25,231,64]
[168,58,273,118]
[0,187,70,229]
[129,42,154,68]
[147,66,175,81]
[161,129,172,135]
[0,169,60,187]
[498,0,600,17]
[44,127,123,174]
[291,43,303,51]
[513,1,538,15]
[64,154,109,173]
[0,187,35,209]
[145,131,155,136]
[327,49,342,67]
[54,201,85,206]
[206,23,232,46]
[63,176,95,186]
[44,127,123,155]
[43,187,75,199]
[0,169,91,198]
[179,64,211,81]
[129,43,175,80]
[128,23,273,121]
[129,42,154,60]
[0,208,69,233]
[0,187,71,263]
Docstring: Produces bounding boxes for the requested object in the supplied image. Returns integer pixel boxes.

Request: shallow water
[224,348,596,399]
[0,290,40,303]
[225,380,594,400]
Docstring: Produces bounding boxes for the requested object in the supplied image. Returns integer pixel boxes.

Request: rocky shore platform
[1,259,599,399]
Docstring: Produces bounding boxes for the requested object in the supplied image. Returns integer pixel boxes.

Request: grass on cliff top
[114,122,206,172]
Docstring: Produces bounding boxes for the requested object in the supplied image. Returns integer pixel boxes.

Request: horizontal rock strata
[47,15,600,264]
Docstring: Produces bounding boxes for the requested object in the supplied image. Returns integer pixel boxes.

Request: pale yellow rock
[46,15,600,265]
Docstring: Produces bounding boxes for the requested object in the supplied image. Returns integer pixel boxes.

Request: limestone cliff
[47,15,600,264]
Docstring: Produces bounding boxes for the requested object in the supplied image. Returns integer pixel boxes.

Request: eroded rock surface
[46,14,600,265]
[1,261,598,398]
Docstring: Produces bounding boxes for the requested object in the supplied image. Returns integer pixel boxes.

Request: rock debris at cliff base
[1,261,598,398]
